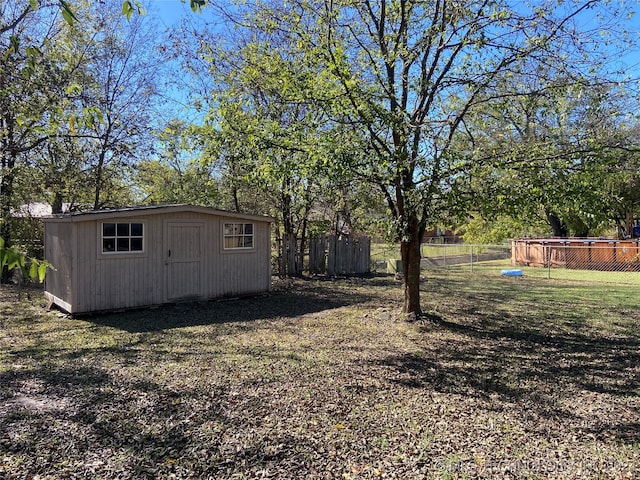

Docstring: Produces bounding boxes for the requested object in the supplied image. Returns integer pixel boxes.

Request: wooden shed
[43,205,273,314]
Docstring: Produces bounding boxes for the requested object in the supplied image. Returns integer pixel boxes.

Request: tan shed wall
[44,221,76,308]
[74,217,157,313]
[45,210,271,314]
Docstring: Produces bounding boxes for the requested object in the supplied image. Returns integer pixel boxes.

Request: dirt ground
[1,273,639,479]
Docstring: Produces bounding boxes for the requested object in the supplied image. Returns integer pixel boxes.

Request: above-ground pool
[511,238,640,272]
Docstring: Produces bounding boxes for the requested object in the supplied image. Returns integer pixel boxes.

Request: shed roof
[43,204,274,223]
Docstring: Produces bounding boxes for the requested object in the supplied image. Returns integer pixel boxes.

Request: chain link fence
[420,244,511,271]
[512,242,640,284]
[513,241,640,272]
[372,241,640,285]
[370,243,512,273]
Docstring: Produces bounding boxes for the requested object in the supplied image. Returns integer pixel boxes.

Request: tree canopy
[3,0,640,307]
[196,0,638,313]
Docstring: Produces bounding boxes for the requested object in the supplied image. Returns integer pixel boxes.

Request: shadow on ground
[0,361,240,478]
[380,318,640,394]
[376,300,640,445]
[76,276,390,333]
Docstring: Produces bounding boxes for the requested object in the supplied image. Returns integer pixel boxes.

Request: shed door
[165,222,204,301]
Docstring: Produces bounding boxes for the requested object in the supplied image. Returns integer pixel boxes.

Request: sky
[143,0,640,124]
[140,1,215,126]
[146,1,640,75]
[147,0,228,31]
[143,1,235,124]
[150,0,199,28]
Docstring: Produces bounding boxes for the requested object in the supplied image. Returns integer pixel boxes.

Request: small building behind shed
[43,204,273,314]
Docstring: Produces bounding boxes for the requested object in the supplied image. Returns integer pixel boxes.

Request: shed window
[223,223,254,249]
[102,222,144,253]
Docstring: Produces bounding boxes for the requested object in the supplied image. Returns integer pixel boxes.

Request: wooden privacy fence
[279,233,303,277]
[309,235,371,275]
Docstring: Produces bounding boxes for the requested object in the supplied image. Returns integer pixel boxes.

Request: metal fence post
[470,244,474,272]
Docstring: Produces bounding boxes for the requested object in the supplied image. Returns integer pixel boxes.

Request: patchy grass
[1,273,639,479]
[446,259,640,285]
[371,243,401,262]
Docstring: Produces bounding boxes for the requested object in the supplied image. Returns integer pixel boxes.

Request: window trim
[222,222,255,251]
[101,221,145,255]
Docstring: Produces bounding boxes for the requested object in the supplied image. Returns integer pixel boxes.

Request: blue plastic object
[500,269,523,277]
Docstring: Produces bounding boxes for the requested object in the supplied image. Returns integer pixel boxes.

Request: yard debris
[7,394,72,413]
[403,311,418,323]
[1,275,639,479]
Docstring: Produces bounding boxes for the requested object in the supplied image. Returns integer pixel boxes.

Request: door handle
[168,249,171,257]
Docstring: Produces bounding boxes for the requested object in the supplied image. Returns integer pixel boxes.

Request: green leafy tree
[135,119,221,205]
[0,1,72,281]
[601,125,640,237]
[201,32,345,274]
[0,237,51,284]
[463,75,638,239]
[225,0,630,313]
[12,1,163,213]
[65,1,160,209]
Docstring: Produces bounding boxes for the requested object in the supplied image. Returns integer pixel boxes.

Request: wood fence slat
[311,235,370,276]
[280,233,303,277]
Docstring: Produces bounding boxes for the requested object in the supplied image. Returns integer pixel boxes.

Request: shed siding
[45,207,271,314]
[75,219,159,313]
[44,221,75,307]
[165,220,204,301]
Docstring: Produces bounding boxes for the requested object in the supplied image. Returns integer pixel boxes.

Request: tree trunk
[299,211,308,276]
[0,164,14,241]
[280,180,301,277]
[400,215,422,314]
[232,183,240,212]
[93,151,105,210]
[546,210,568,237]
[297,183,315,276]
[52,191,64,214]
[1,112,17,283]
